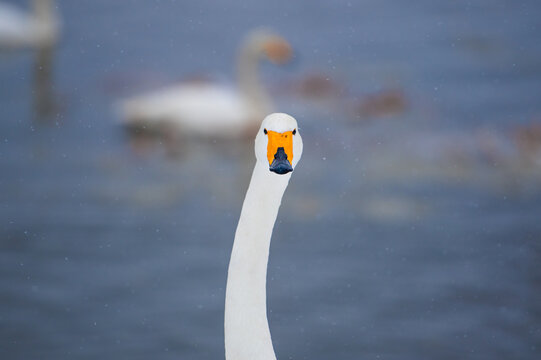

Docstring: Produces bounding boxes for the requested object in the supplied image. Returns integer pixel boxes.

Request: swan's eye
[292,129,297,135]
[264,128,268,135]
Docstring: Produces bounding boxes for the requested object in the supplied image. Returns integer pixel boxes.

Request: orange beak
[267,130,294,174]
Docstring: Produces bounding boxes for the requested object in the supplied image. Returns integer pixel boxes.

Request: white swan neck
[225,163,291,360]
[33,0,55,21]
[236,43,271,116]
[28,0,59,49]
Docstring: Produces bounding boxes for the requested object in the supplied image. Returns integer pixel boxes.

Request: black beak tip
[270,147,293,175]
[269,161,293,175]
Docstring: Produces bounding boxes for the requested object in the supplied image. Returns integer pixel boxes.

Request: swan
[225,112,303,360]
[0,0,60,49]
[116,29,292,138]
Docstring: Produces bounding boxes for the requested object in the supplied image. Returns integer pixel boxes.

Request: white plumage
[225,113,303,359]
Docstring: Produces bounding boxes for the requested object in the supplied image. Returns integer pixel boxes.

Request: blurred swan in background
[0,0,60,49]
[116,29,292,139]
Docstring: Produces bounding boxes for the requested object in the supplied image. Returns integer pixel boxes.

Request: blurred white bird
[0,0,60,49]
[116,29,292,139]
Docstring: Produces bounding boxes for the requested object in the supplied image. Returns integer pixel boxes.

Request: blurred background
[1,0,540,359]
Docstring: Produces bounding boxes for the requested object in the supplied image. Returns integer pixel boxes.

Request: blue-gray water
[1,1,540,359]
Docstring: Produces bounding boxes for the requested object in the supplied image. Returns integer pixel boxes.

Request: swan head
[255,113,303,175]
[243,30,292,65]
